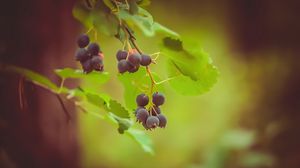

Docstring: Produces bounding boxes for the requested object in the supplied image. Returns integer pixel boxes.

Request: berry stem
[123,25,157,96]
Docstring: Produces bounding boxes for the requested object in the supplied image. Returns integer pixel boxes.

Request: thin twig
[56,94,71,122]
[18,76,25,110]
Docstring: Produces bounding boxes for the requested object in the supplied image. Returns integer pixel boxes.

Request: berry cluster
[75,34,104,73]
[135,92,167,130]
[116,49,152,73]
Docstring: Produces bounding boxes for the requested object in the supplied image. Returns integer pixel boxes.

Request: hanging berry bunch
[75,34,104,73]
[116,49,152,73]
[135,93,167,130]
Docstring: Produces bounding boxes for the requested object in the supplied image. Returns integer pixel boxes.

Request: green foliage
[161,37,219,95]
[117,7,179,37]
[55,68,110,85]
[125,128,154,154]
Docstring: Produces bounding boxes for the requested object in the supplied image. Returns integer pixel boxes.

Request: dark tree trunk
[0,0,80,168]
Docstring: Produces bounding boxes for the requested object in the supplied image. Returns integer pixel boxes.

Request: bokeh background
[1,0,300,168]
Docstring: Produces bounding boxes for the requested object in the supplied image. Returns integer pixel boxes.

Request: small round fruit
[77,34,90,48]
[75,48,89,62]
[82,59,93,73]
[136,108,149,123]
[118,60,130,73]
[140,54,152,66]
[128,64,139,73]
[151,106,161,116]
[87,43,100,55]
[136,94,149,106]
[152,92,165,106]
[134,106,145,116]
[90,56,103,71]
[157,114,167,128]
[127,53,141,66]
[146,116,160,129]
[116,50,128,61]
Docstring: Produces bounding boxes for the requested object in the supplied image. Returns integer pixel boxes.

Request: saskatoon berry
[116,50,128,61]
[118,60,130,73]
[140,54,152,66]
[136,94,149,106]
[136,108,149,123]
[77,34,90,48]
[87,43,100,56]
[128,64,139,73]
[151,106,161,116]
[90,56,103,71]
[146,116,160,129]
[82,59,93,73]
[75,48,89,62]
[134,106,145,116]
[157,114,167,128]
[152,92,165,106]
[127,53,141,66]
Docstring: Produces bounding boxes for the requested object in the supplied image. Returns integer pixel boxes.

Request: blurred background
[1,0,300,168]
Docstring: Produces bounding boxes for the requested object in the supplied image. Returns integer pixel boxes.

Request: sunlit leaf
[55,68,110,85]
[108,99,130,118]
[125,128,154,154]
[161,37,219,95]
[1,64,59,92]
[86,93,130,119]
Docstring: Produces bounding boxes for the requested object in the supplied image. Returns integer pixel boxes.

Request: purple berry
[152,92,165,106]
[136,108,149,123]
[146,116,160,129]
[118,60,130,73]
[87,43,100,55]
[116,50,128,61]
[140,54,152,66]
[136,94,149,106]
[77,34,90,48]
[81,59,93,73]
[157,114,167,128]
[75,48,89,62]
[127,53,141,66]
[128,64,139,73]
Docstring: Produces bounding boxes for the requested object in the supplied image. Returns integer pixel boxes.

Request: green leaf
[117,7,179,37]
[54,68,110,85]
[108,99,131,118]
[118,7,153,36]
[118,68,164,111]
[161,37,219,95]
[153,22,179,38]
[125,128,154,154]
[86,93,130,119]
[1,64,59,92]
[86,93,108,109]
[106,113,132,134]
